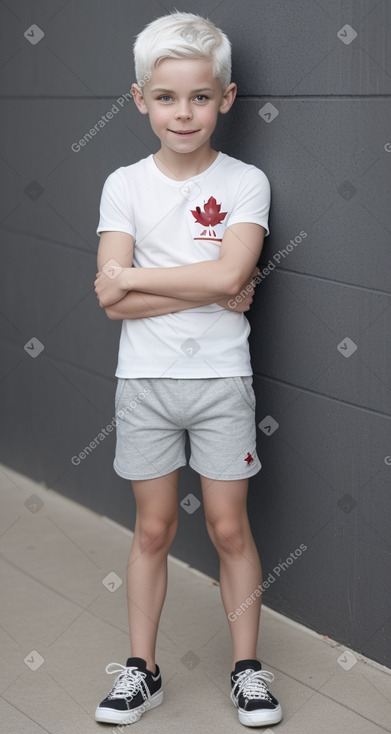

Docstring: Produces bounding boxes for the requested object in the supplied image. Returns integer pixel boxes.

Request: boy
[94,11,282,728]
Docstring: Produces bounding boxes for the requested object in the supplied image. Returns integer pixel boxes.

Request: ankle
[232,656,258,669]
[128,653,157,675]
[140,658,156,675]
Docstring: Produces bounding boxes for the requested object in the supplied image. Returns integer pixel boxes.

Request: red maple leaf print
[244,452,254,465]
[191,196,227,227]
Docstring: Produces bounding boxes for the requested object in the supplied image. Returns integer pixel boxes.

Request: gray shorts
[113,377,261,481]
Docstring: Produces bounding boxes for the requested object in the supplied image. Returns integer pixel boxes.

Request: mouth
[169,129,200,136]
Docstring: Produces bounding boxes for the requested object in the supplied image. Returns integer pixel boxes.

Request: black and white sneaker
[230,659,282,727]
[95,657,163,725]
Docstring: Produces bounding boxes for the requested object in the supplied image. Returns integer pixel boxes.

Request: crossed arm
[95,222,265,319]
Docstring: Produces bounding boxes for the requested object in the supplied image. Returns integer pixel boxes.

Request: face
[132,57,236,157]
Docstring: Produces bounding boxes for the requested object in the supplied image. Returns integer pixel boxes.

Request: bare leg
[200,476,262,669]
[127,470,178,673]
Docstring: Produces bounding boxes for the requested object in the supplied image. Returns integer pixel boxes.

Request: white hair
[133,11,232,91]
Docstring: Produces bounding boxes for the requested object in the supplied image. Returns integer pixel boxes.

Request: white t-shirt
[97,152,270,378]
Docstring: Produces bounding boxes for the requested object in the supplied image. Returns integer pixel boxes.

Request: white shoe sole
[95,689,163,724]
[238,703,282,727]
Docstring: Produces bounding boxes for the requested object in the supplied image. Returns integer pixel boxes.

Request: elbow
[105,306,120,320]
[225,274,246,298]
[218,263,248,298]
[226,282,242,298]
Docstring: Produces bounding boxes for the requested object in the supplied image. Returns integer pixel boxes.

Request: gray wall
[1,0,390,668]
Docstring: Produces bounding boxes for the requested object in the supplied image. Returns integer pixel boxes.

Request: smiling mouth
[169,129,200,135]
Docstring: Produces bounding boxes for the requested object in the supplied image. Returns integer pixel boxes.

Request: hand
[94,267,130,308]
[218,267,259,312]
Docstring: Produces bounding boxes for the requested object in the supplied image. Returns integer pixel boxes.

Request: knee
[136,517,177,554]
[206,518,247,556]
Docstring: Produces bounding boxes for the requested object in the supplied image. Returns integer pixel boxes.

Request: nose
[174,100,192,120]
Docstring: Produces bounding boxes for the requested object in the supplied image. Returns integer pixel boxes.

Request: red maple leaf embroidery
[191,196,227,227]
[244,452,254,465]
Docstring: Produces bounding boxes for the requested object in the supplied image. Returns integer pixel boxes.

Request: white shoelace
[105,663,149,702]
[231,669,275,705]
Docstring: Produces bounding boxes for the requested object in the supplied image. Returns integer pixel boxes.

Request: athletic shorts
[113,377,261,481]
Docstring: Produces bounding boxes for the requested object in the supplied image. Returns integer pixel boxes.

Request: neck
[153,144,219,180]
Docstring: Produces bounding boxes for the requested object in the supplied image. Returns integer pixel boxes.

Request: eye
[194,95,208,102]
[158,95,172,102]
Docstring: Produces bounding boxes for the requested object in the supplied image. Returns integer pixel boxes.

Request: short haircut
[133,11,232,91]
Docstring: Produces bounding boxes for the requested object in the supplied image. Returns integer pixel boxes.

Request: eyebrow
[150,87,215,94]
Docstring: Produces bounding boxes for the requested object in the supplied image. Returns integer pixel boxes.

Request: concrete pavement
[1,463,390,733]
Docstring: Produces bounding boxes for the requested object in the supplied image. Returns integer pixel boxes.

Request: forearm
[105,290,218,320]
[121,260,241,301]
[94,224,264,308]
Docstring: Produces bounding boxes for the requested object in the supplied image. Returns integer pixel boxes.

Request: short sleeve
[224,166,271,236]
[96,169,135,237]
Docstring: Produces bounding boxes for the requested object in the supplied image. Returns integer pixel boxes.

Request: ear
[131,83,149,114]
[219,82,237,114]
